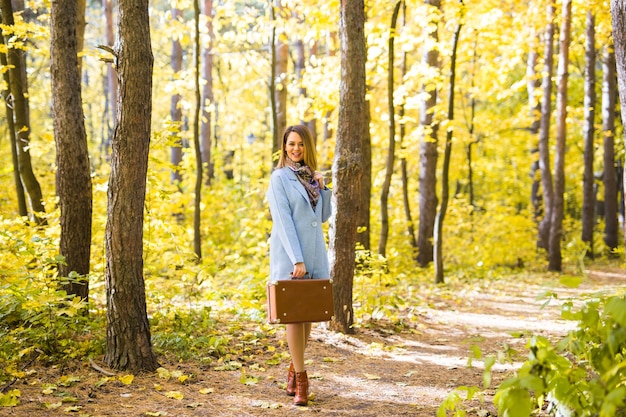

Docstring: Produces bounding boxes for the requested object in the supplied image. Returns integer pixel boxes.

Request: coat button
[311,221,318,227]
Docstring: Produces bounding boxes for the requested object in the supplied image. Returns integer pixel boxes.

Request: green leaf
[605,297,626,327]
[496,387,531,417]
[558,275,583,288]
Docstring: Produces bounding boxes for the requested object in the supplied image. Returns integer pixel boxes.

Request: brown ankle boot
[286,362,296,396]
[294,371,309,406]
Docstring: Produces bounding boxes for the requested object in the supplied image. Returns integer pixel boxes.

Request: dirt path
[3,271,623,417]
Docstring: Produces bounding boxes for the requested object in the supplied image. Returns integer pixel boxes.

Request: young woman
[266,124,332,406]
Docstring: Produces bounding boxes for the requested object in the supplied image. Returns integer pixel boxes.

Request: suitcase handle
[289,272,311,280]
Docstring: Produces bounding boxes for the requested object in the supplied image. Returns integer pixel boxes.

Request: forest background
[1,0,626,415]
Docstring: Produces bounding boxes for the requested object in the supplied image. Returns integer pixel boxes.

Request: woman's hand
[292,262,306,278]
[314,172,325,189]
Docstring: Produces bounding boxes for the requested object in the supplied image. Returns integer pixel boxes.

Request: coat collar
[282,167,317,212]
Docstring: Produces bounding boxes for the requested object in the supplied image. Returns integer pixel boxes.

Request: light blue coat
[267,167,332,282]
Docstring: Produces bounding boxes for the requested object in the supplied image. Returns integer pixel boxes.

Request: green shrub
[494,295,626,417]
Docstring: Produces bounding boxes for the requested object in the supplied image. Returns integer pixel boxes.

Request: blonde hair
[276,125,317,171]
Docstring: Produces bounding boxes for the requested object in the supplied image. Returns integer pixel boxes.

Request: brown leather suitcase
[266,278,334,324]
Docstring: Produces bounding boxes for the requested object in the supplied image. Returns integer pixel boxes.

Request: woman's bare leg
[287,323,312,372]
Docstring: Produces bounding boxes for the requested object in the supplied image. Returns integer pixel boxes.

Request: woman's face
[285,131,305,163]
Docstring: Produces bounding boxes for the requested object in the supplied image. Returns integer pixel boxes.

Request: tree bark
[50,0,93,300]
[379,0,403,258]
[611,0,626,251]
[602,47,618,253]
[0,0,45,223]
[102,0,117,161]
[273,0,288,154]
[537,0,556,251]
[77,0,86,74]
[192,0,203,260]
[201,0,214,184]
[416,0,441,267]
[548,0,572,272]
[581,10,596,258]
[0,33,27,217]
[104,0,159,372]
[434,14,462,284]
[170,6,183,184]
[329,0,365,334]
[357,97,372,251]
[527,31,542,222]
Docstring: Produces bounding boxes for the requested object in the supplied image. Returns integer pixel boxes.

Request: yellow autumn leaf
[119,374,134,385]
[177,374,189,384]
[0,390,20,407]
[166,391,184,400]
[199,388,214,394]
[145,412,167,417]
[44,401,62,409]
[41,384,57,395]
[64,405,81,412]
[156,367,171,380]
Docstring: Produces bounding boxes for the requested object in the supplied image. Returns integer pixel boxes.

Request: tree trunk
[170,6,183,184]
[379,0,402,258]
[581,10,596,258]
[537,0,556,251]
[192,0,203,260]
[612,0,626,251]
[357,97,372,251]
[102,0,117,161]
[527,32,542,222]
[0,0,45,223]
[51,0,93,301]
[273,0,288,154]
[329,0,365,334]
[434,16,462,285]
[0,35,27,217]
[77,0,86,74]
[270,6,278,156]
[201,0,214,184]
[104,0,159,372]
[602,47,618,253]
[416,0,441,267]
[548,0,572,272]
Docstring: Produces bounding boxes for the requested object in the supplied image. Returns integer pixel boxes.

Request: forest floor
[2,268,625,417]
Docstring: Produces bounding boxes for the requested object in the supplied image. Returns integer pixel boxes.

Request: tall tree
[101,0,117,160]
[192,0,203,260]
[528,30,542,222]
[611,0,626,252]
[201,0,215,184]
[537,0,556,251]
[169,6,184,184]
[357,97,372,251]
[434,4,463,284]
[271,0,288,155]
[77,0,86,73]
[50,0,93,300]
[416,0,441,267]
[0,0,45,223]
[379,0,403,258]
[0,32,27,217]
[329,0,365,334]
[548,0,572,271]
[581,10,596,258]
[602,45,618,253]
[104,0,159,372]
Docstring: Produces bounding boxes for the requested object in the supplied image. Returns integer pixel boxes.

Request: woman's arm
[267,171,305,266]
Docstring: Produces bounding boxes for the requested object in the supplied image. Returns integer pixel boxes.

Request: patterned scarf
[287,158,320,210]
